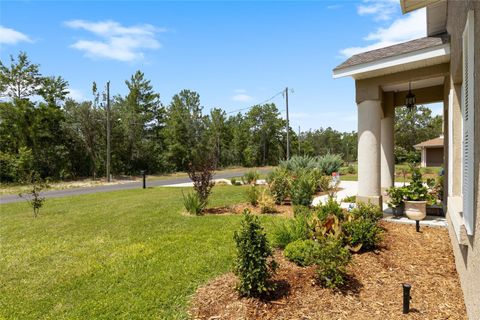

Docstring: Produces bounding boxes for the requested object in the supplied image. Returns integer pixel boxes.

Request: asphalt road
[0,168,271,205]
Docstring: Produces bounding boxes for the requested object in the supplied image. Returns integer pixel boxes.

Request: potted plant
[386,186,405,216]
[403,165,434,221]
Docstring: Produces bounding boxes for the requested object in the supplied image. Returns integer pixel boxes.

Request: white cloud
[340,8,426,57]
[65,20,165,62]
[67,88,87,101]
[232,93,254,102]
[0,26,32,45]
[357,0,398,21]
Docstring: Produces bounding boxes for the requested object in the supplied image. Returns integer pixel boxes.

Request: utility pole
[285,87,290,160]
[106,81,111,182]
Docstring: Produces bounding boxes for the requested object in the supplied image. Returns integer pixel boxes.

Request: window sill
[448,196,469,246]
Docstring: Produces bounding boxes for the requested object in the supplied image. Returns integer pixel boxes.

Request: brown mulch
[189,222,467,320]
[203,203,294,217]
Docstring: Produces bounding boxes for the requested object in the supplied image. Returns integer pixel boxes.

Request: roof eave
[400,0,441,14]
[332,43,450,80]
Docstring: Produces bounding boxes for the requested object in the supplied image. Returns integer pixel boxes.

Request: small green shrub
[279,155,318,172]
[315,197,345,221]
[245,185,260,206]
[259,189,277,214]
[267,168,292,204]
[316,175,331,192]
[343,218,383,252]
[342,195,356,203]
[230,177,237,185]
[386,186,405,209]
[182,192,204,215]
[284,239,320,266]
[315,238,351,289]
[347,164,356,174]
[317,153,343,175]
[291,172,316,206]
[271,213,310,249]
[349,202,383,222]
[242,170,259,185]
[233,210,278,297]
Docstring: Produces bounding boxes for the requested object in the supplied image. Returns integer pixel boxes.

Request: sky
[0,0,441,132]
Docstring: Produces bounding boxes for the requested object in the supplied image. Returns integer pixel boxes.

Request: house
[333,1,479,318]
[414,135,444,167]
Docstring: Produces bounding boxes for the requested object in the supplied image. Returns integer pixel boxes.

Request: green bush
[279,155,318,172]
[271,213,310,249]
[258,189,276,214]
[347,164,356,174]
[267,168,292,204]
[349,202,383,222]
[315,238,351,289]
[343,218,383,251]
[242,170,259,185]
[316,175,331,192]
[317,153,343,175]
[233,210,278,297]
[291,172,316,206]
[342,195,356,203]
[284,239,320,266]
[315,197,345,221]
[245,185,260,206]
[182,192,204,215]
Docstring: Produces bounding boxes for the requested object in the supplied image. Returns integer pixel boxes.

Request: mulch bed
[189,222,467,320]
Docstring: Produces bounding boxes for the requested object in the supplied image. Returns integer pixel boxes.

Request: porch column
[357,99,382,207]
[381,95,395,192]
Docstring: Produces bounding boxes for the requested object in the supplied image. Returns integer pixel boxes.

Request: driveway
[0,168,272,204]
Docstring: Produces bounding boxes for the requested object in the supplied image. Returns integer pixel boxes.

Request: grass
[0,185,281,319]
[338,163,442,182]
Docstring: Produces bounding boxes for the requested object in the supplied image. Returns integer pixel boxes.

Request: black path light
[140,170,146,189]
[403,283,412,314]
[405,82,416,112]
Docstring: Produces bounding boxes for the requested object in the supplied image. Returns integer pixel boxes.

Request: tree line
[0,52,359,183]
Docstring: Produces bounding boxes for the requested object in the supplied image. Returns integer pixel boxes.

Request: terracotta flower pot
[405,200,427,221]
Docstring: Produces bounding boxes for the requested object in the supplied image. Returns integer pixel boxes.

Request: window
[462,11,475,236]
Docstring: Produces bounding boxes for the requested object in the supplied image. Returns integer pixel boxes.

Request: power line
[226,90,285,114]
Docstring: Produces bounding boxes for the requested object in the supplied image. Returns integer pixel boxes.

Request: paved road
[0,169,271,204]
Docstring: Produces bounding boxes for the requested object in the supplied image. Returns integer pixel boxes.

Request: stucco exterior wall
[445,1,480,319]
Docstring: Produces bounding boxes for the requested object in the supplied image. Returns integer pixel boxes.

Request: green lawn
[0,186,282,319]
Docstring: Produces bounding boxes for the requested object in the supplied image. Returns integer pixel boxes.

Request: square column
[357,99,382,207]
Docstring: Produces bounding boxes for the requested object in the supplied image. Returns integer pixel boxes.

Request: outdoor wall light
[405,82,416,111]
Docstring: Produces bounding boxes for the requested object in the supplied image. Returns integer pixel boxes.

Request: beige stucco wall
[445,1,480,319]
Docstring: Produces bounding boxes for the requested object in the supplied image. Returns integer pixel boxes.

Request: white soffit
[332,43,450,80]
[400,0,441,14]
[382,75,444,92]
[427,1,447,36]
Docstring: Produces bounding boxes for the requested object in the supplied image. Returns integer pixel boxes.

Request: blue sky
[0,0,439,131]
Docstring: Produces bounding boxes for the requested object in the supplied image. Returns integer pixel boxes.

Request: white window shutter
[462,11,475,236]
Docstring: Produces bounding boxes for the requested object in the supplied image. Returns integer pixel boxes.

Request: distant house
[333,1,479,318]
[414,136,444,167]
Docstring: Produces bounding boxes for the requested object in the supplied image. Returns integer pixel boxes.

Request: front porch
[333,33,450,208]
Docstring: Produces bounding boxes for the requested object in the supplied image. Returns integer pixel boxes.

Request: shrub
[267,168,292,204]
[386,186,406,209]
[242,170,259,185]
[317,153,343,175]
[291,172,316,206]
[347,164,356,174]
[259,189,277,214]
[271,213,310,249]
[315,238,351,289]
[316,175,331,192]
[182,192,204,215]
[233,210,278,297]
[279,155,317,172]
[315,197,345,221]
[343,218,383,252]
[284,239,320,266]
[19,171,46,218]
[342,195,356,203]
[349,202,383,222]
[245,185,259,206]
[187,154,216,207]
[230,177,237,185]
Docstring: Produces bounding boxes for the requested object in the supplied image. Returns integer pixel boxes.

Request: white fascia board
[332,43,450,79]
